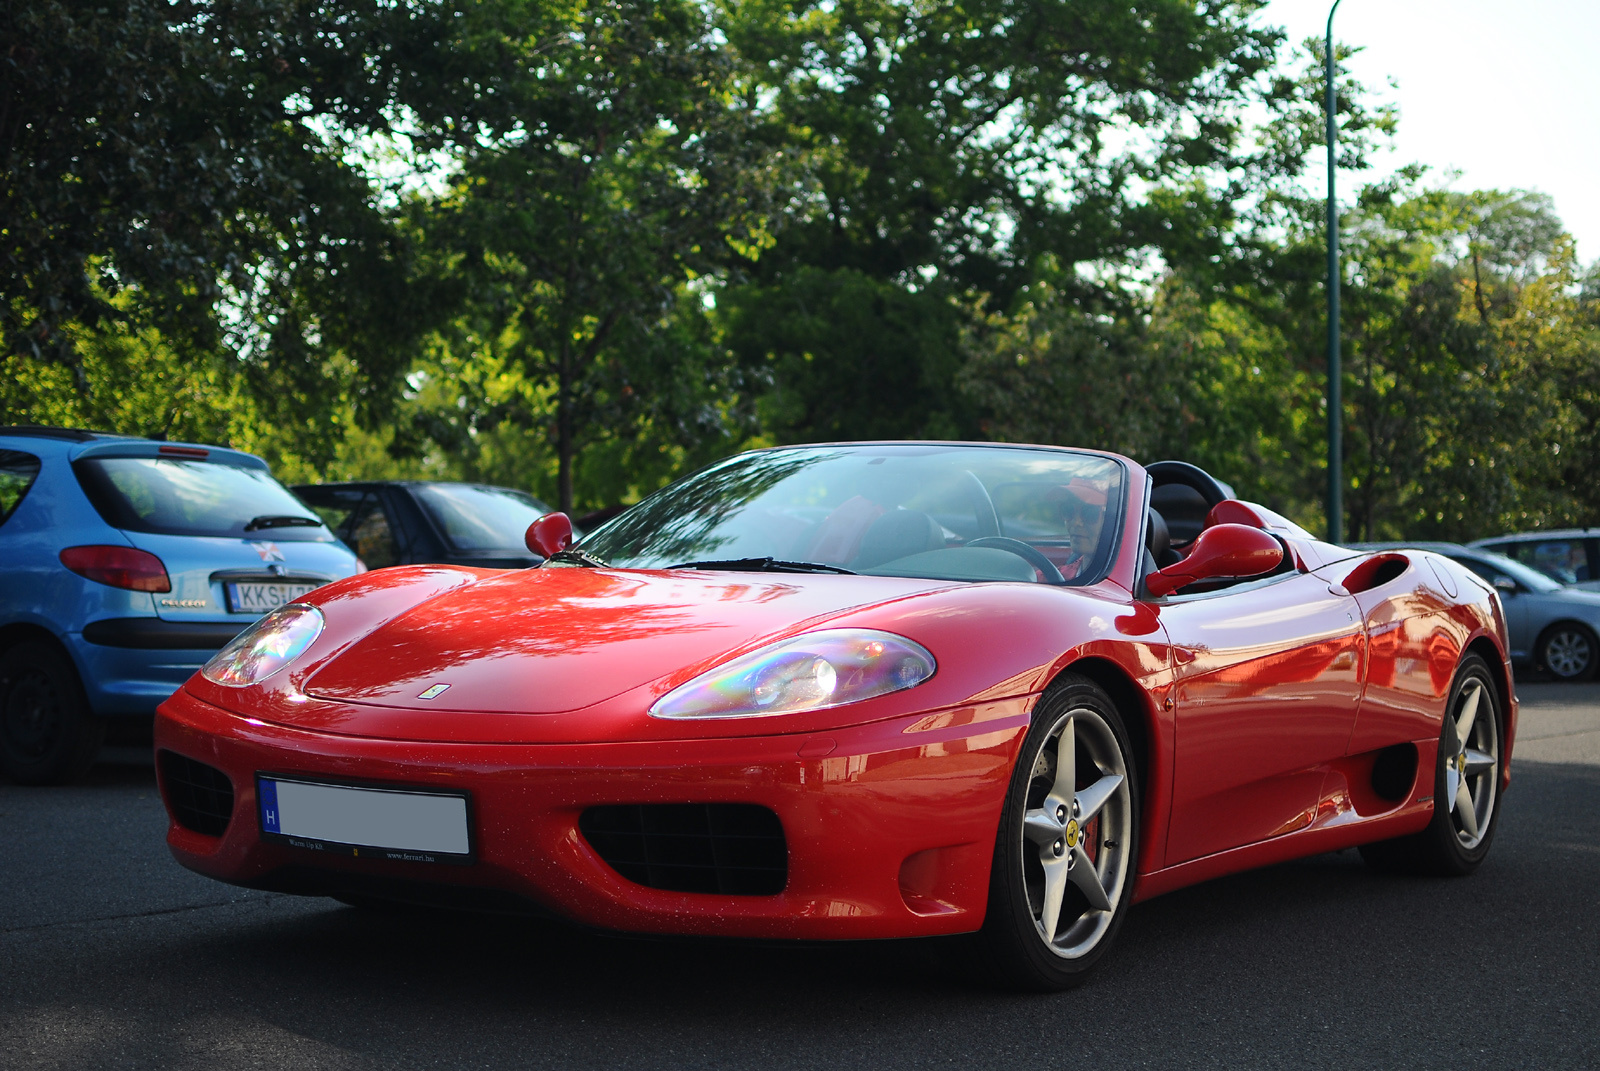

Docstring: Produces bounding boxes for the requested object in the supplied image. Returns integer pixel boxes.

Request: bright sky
[1260,0,1600,264]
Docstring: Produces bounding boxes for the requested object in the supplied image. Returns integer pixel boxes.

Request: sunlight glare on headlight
[650,629,935,719]
[201,604,324,687]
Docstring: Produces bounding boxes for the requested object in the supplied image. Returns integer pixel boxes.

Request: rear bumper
[67,627,235,717]
[153,687,1031,940]
[82,617,245,649]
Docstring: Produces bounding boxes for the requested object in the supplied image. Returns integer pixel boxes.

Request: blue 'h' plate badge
[258,777,281,833]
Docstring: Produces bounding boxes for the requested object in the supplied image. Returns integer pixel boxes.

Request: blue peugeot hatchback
[0,427,359,783]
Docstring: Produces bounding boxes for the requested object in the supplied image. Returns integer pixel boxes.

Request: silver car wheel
[1542,627,1593,680]
[1442,677,1498,851]
[1018,706,1133,959]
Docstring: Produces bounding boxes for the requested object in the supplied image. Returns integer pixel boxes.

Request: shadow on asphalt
[5,749,1597,1068]
[109,761,1600,995]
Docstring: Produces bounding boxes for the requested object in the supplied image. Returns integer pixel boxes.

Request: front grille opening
[580,804,787,896]
[158,750,235,836]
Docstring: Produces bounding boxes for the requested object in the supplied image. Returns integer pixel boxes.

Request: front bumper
[154,687,1031,940]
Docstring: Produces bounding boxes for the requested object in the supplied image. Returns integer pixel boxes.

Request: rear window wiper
[669,557,856,575]
[244,515,323,532]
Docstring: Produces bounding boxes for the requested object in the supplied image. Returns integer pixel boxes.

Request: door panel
[1335,558,1461,754]
[1161,573,1365,864]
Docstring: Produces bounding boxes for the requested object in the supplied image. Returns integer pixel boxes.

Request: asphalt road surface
[4,684,1598,1070]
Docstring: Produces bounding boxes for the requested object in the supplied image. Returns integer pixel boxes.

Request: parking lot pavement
[2,686,1598,1070]
[1513,682,1600,764]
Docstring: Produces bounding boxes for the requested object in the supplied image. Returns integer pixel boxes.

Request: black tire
[970,675,1139,990]
[331,894,420,913]
[1536,622,1597,682]
[1359,654,1502,876]
[0,640,104,785]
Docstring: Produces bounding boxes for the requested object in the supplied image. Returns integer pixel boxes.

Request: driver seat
[1146,460,1232,547]
[1145,507,1180,569]
[853,508,945,569]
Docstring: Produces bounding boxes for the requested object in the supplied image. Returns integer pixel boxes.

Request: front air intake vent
[158,750,235,836]
[580,804,787,895]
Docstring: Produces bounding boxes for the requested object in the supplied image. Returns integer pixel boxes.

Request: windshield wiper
[669,557,856,575]
[245,515,322,532]
[545,548,609,568]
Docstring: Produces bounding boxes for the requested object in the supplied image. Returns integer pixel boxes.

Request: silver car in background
[1469,529,1600,592]
[1355,541,1600,682]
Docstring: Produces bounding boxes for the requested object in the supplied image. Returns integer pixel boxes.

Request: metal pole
[1326,0,1344,543]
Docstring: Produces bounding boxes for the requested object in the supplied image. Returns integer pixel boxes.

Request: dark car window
[413,484,553,551]
[1495,538,1590,584]
[296,486,369,538]
[74,457,332,541]
[1452,554,1562,594]
[0,450,42,525]
[345,496,400,568]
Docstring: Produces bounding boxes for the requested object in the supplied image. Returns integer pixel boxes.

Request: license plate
[256,775,473,864]
[226,581,317,614]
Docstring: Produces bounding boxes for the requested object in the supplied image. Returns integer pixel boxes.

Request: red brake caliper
[1077,764,1101,865]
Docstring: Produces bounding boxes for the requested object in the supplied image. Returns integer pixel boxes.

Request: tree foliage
[3,0,1597,541]
[420,0,784,511]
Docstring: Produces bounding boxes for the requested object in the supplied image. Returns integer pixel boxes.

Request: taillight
[59,545,172,592]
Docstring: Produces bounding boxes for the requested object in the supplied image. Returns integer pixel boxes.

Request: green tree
[1327,185,1584,541]
[421,0,783,511]
[718,0,1306,444]
[0,0,521,463]
[957,273,1319,519]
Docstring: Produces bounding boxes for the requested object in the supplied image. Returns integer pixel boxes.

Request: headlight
[201,604,324,687]
[650,628,936,719]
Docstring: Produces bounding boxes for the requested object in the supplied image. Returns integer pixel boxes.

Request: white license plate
[257,776,472,863]
[227,581,317,614]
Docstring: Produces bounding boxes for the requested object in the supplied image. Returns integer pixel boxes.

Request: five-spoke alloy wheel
[1538,623,1596,682]
[976,676,1138,989]
[1360,653,1503,875]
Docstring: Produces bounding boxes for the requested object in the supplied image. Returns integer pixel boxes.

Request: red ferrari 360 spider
[154,443,1515,989]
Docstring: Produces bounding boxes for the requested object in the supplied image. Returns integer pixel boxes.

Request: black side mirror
[1493,576,1517,595]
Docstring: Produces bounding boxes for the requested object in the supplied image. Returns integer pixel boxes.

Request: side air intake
[158,750,235,836]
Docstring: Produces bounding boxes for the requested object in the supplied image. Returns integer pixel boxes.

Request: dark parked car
[1470,529,1600,591]
[292,481,567,570]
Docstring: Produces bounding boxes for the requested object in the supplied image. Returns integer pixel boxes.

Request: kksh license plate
[226,581,317,614]
[256,775,472,864]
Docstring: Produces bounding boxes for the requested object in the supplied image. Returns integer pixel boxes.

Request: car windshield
[74,457,333,541]
[413,484,555,551]
[1461,550,1564,593]
[580,444,1125,584]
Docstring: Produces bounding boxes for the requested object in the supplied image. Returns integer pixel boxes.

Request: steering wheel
[960,470,1001,537]
[965,537,1066,584]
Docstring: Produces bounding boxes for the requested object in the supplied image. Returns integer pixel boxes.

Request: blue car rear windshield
[74,458,332,541]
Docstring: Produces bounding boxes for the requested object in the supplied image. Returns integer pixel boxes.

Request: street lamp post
[1325,0,1344,544]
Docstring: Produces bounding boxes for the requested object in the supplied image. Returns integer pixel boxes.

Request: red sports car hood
[301,566,955,715]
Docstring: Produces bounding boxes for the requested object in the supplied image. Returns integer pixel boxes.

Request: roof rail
[0,425,143,443]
